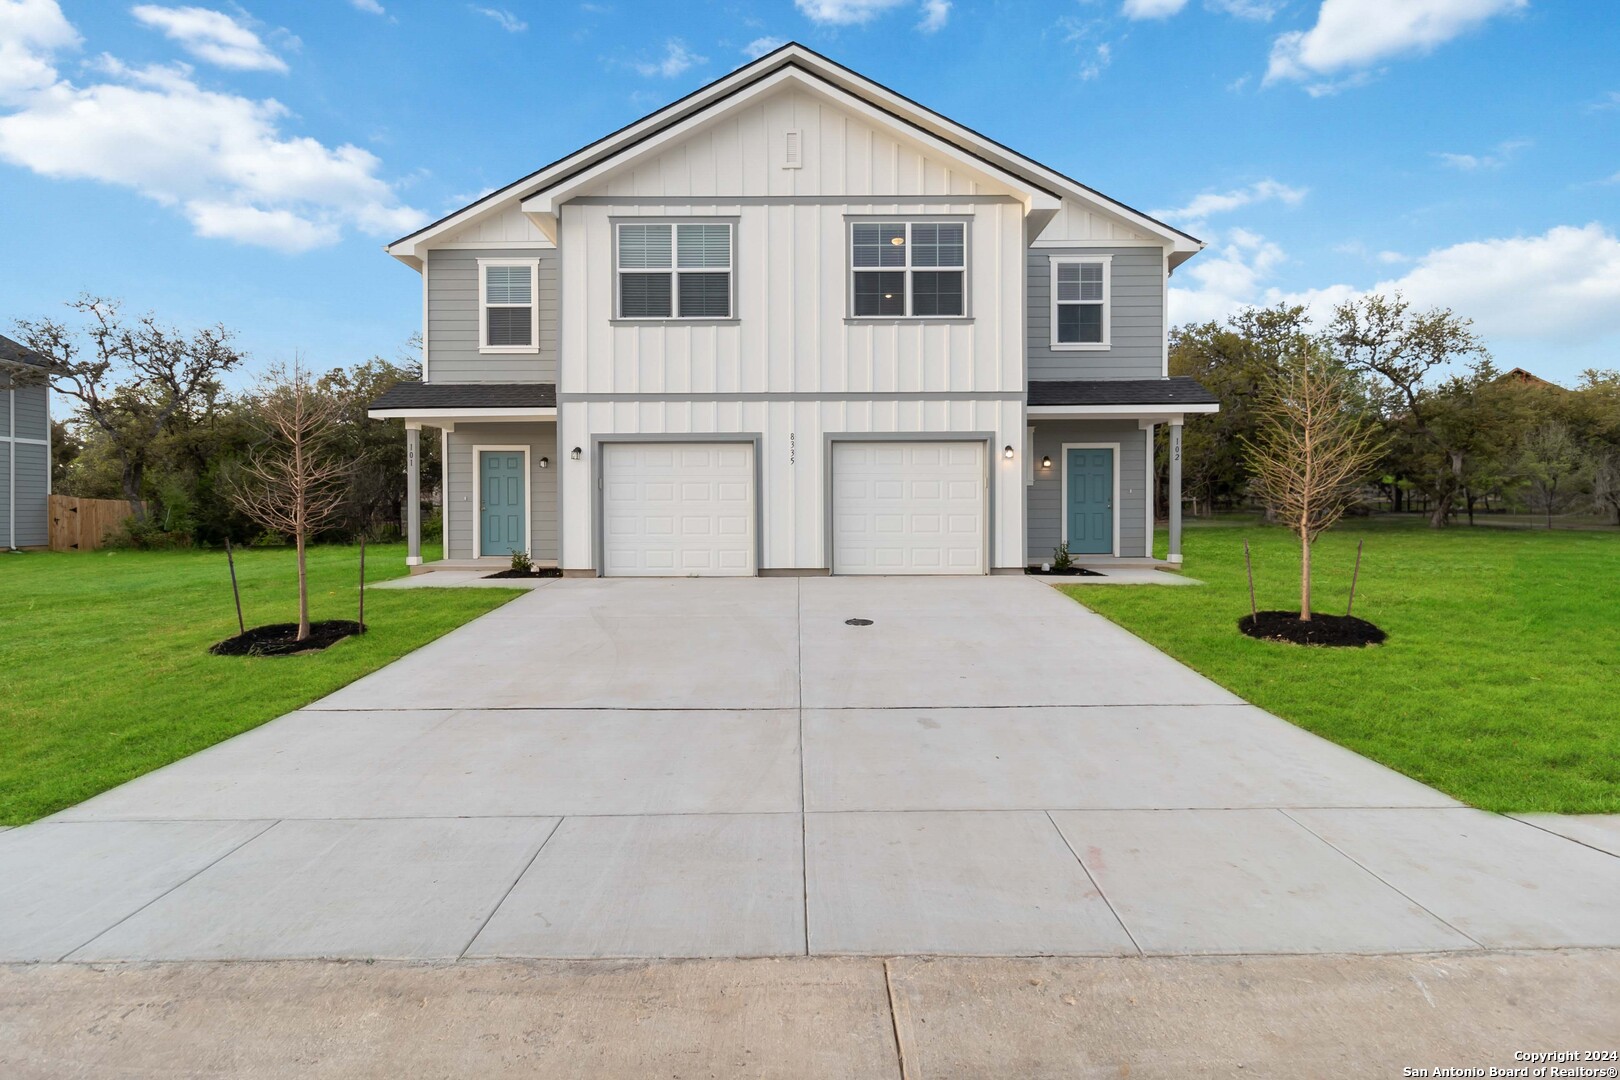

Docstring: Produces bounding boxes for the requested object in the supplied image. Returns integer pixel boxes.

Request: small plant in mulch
[210,620,365,656]
[1025,542,1104,576]
[485,548,561,579]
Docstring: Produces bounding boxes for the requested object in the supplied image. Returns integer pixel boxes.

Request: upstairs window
[1050,255,1110,349]
[478,258,539,353]
[616,222,734,319]
[850,221,966,318]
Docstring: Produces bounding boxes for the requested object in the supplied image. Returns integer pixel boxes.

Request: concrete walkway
[5,951,1618,1079]
[4,576,1618,963]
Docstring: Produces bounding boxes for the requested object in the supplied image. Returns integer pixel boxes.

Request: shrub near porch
[1064,519,1620,814]
[0,543,520,825]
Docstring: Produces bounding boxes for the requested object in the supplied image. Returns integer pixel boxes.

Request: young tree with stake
[226,361,349,642]
[1243,347,1389,623]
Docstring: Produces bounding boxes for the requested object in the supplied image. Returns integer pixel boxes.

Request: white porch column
[1168,420,1183,565]
[405,422,422,566]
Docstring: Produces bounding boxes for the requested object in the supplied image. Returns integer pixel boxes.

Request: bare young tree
[1243,348,1390,622]
[15,296,244,519]
[227,361,350,641]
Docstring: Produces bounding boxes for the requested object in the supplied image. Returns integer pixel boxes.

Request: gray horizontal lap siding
[10,442,48,547]
[1028,420,1151,560]
[1027,247,1164,381]
[11,382,49,441]
[444,423,558,561]
[427,249,558,384]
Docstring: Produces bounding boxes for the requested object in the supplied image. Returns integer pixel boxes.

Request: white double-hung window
[616,222,734,319]
[850,221,966,318]
[478,258,540,353]
[1049,255,1111,349]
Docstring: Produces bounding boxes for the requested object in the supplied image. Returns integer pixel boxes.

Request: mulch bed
[1238,610,1387,648]
[210,620,365,657]
[484,567,563,579]
[1025,566,1105,577]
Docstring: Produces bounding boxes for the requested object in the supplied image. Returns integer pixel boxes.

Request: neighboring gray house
[0,334,50,550]
[371,43,1216,575]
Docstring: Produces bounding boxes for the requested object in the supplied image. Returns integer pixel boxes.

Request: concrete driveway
[4,576,1618,962]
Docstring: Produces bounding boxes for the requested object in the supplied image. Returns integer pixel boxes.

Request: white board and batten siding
[553,85,1029,572]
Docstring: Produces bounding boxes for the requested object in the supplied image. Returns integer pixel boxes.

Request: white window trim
[614,222,736,321]
[848,220,969,320]
[471,444,533,560]
[1049,254,1112,351]
[477,258,541,355]
[1059,442,1121,558]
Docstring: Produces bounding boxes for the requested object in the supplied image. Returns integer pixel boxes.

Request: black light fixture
[570,447,582,461]
[1003,445,1014,460]
[538,456,549,469]
[1041,455,1052,469]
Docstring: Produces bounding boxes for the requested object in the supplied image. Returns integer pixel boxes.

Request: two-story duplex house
[370,44,1216,576]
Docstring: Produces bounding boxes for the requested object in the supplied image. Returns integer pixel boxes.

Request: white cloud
[1121,0,1187,17]
[1170,224,1620,354]
[1267,0,1527,86]
[0,0,80,102]
[1079,42,1112,81]
[1210,0,1282,18]
[1153,179,1306,224]
[349,0,386,14]
[918,0,949,32]
[742,36,786,59]
[1588,90,1620,113]
[1434,138,1528,171]
[0,5,423,254]
[470,6,526,33]
[131,5,288,73]
[796,0,950,28]
[633,39,705,78]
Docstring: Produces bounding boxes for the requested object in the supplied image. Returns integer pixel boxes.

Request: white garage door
[832,441,986,575]
[602,443,756,577]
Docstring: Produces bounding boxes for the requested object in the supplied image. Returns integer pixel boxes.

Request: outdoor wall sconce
[1003,445,1014,459]
[1041,455,1052,469]
[538,456,549,469]
[570,447,582,461]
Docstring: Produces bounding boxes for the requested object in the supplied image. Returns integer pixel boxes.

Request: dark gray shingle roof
[1028,378,1217,408]
[369,382,556,410]
[0,334,46,368]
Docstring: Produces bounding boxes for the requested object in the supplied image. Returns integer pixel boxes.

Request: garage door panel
[832,441,986,576]
[603,443,756,577]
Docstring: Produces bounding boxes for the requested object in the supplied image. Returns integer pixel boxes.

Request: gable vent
[783,129,803,170]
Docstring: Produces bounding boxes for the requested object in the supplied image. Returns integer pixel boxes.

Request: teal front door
[1066,448,1114,555]
[479,451,526,557]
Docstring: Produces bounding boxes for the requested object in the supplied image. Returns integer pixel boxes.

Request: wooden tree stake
[1244,539,1258,623]
[358,534,367,632]
[1347,538,1364,617]
[225,537,245,636]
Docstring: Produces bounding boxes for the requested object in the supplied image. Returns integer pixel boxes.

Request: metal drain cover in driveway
[845,618,873,626]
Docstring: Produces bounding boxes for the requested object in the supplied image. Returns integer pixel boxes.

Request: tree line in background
[1165,293,1620,528]
[14,296,439,548]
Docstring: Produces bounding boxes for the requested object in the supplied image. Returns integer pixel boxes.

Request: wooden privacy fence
[49,495,139,552]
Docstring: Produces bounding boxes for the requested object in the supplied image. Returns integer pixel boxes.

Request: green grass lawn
[1063,518,1620,814]
[0,542,520,825]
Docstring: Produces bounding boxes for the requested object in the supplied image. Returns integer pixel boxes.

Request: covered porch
[367,382,558,570]
[1025,378,1220,567]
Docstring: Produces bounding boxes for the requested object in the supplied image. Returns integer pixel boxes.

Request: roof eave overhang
[1027,403,1220,417]
[368,407,558,422]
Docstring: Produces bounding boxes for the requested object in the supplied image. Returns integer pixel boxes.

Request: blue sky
[2,0,1617,385]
